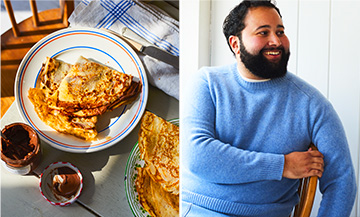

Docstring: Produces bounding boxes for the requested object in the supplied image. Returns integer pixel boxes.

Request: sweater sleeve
[181,69,285,184]
[310,99,357,216]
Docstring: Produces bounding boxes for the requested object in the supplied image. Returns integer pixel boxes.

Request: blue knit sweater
[181,63,356,217]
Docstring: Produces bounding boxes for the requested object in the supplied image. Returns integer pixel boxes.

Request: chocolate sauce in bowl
[52,166,81,198]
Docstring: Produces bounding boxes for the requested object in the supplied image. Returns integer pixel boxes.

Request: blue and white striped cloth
[69,0,179,99]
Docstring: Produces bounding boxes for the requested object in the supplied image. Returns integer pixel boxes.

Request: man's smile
[262,49,283,61]
[264,50,281,55]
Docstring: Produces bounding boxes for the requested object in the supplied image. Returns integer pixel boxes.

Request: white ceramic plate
[124,118,179,217]
[15,27,148,153]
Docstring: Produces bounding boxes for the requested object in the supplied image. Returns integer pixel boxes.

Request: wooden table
[0,85,179,217]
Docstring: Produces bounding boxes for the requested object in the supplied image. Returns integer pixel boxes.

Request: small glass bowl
[1,123,41,175]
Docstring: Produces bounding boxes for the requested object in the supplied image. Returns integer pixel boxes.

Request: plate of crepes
[15,27,148,153]
[125,111,179,217]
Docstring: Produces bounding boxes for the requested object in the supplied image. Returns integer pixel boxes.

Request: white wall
[180,0,360,216]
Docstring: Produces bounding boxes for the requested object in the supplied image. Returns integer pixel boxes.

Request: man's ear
[229,35,240,55]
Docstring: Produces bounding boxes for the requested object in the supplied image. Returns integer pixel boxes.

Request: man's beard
[240,40,290,79]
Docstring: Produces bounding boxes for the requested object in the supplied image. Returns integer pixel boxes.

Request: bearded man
[181,1,356,217]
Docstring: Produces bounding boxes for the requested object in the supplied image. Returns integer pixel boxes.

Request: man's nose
[268,33,282,47]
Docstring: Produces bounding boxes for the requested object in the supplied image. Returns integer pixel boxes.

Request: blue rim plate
[14,27,148,153]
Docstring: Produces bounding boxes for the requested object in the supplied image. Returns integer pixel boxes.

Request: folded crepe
[136,166,179,217]
[28,88,98,140]
[28,56,141,140]
[136,111,179,216]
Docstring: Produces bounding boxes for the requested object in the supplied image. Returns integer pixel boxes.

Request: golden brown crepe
[37,57,72,94]
[52,56,141,115]
[28,88,98,140]
[28,56,141,140]
[135,111,179,216]
[136,166,179,217]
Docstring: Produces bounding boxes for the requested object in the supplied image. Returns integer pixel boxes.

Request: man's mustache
[261,46,286,53]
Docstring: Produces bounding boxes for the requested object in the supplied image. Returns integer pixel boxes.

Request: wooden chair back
[293,176,318,217]
[292,144,318,217]
[1,0,74,117]
[3,0,74,37]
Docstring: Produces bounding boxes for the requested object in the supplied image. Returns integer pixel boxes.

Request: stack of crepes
[136,111,179,217]
[28,56,141,140]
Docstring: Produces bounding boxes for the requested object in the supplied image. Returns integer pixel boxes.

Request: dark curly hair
[223,0,282,54]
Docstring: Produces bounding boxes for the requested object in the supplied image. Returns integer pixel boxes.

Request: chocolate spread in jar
[52,166,81,199]
[1,123,41,174]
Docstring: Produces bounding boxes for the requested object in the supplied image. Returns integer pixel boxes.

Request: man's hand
[283,148,324,179]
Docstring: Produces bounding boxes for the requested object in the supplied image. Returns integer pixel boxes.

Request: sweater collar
[231,63,288,90]
[239,74,271,83]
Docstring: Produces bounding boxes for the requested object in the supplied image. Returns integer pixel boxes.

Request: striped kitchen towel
[69,0,179,100]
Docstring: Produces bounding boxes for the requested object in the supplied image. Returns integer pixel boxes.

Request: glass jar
[1,123,41,175]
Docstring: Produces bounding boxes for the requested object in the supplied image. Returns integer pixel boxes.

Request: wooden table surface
[1,85,179,217]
